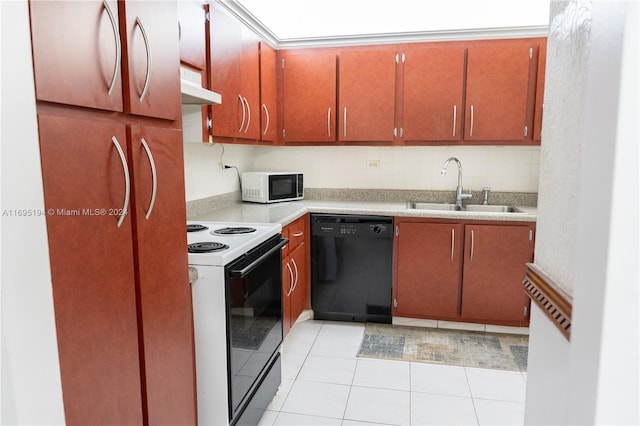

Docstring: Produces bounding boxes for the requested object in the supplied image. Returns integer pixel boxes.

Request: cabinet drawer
[287,218,306,250]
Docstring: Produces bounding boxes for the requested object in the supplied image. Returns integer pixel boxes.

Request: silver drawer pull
[140,138,157,220]
[103,0,121,96]
[111,136,130,228]
[135,17,152,102]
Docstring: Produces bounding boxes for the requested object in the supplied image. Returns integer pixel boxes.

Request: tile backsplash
[183,143,540,201]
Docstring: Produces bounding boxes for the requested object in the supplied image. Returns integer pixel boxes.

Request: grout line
[464,366,481,425]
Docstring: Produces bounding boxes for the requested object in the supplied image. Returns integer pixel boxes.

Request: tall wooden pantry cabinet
[28,1,196,424]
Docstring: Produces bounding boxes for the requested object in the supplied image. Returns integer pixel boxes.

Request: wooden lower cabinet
[394,219,534,327]
[460,224,534,325]
[394,221,463,319]
[37,113,196,424]
[282,215,309,336]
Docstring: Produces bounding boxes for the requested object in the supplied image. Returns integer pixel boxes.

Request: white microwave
[241,172,304,203]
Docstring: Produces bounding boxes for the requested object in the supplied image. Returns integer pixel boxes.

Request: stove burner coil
[213,227,257,235]
[187,242,229,253]
[187,224,209,232]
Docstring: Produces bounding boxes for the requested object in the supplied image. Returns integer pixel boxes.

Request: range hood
[180,67,221,105]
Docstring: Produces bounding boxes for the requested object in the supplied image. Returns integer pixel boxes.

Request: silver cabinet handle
[327,107,331,137]
[135,17,152,102]
[243,96,251,133]
[103,0,121,97]
[140,138,157,220]
[452,105,457,137]
[238,95,246,133]
[470,229,475,262]
[286,262,294,297]
[291,258,299,292]
[111,136,130,228]
[451,228,455,261]
[469,105,475,137]
[343,107,347,138]
[262,104,269,136]
[292,231,304,237]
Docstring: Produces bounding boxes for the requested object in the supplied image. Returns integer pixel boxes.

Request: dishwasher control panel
[311,214,393,239]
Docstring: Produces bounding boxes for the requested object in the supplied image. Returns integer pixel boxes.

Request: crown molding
[218,0,548,49]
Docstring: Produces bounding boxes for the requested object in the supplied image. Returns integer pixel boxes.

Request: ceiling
[222,0,550,47]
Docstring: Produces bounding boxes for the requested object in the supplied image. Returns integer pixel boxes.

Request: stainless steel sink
[407,202,525,213]
[464,204,524,213]
[407,202,460,211]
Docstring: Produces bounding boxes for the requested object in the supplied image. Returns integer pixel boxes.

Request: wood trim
[523,263,573,340]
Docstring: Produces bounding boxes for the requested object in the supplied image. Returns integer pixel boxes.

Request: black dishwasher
[311,214,393,323]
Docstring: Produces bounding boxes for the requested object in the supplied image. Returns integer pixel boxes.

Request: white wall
[184,143,541,199]
[525,0,639,424]
[0,1,65,423]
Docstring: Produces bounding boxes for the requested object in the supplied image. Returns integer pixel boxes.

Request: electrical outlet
[367,160,380,169]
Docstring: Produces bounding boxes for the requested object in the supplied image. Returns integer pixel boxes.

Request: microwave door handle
[229,238,289,278]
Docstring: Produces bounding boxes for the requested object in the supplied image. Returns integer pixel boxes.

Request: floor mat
[358,323,528,371]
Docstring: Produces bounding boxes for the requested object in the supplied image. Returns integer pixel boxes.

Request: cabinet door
[461,224,534,325]
[260,42,278,142]
[395,222,463,319]
[464,39,534,141]
[29,0,123,112]
[37,113,144,425]
[178,0,207,70]
[338,48,396,142]
[240,27,261,140]
[282,254,294,336]
[533,40,547,141]
[403,44,465,142]
[289,242,307,325]
[128,126,196,424]
[121,0,181,120]
[281,50,337,142]
[209,4,243,138]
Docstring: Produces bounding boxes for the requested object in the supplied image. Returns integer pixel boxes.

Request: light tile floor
[259,319,527,426]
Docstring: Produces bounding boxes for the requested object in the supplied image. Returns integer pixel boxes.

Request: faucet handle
[482,187,491,205]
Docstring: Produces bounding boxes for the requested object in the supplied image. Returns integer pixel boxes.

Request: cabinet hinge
[524,126,528,137]
[529,48,533,59]
[393,298,398,308]
[281,58,285,69]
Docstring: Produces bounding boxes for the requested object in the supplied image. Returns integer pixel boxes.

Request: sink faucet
[441,157,472,209]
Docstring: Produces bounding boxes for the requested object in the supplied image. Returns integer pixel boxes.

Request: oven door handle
[230,238,289,278]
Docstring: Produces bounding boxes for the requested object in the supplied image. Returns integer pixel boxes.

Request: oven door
[225,235,287,422]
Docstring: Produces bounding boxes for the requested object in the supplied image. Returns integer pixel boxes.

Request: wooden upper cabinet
[395,221,463,320]
[209,3,260,139]
[338,48,397,142]
[402,43,466,142]
[178,0,207,70]
[29,0,124,112]
[120,1,181,121]
[280,50,337,143]
[461,224,534,325]
[533,39,547,141]
[464,39,534,141]
[260,42,278,142]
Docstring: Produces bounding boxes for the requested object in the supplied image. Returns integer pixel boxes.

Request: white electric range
[187,221,285,426]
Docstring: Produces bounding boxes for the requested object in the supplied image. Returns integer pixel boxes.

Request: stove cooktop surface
[186,221,282,266]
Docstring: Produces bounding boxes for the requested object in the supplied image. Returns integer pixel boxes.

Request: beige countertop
[188,199,537,227]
